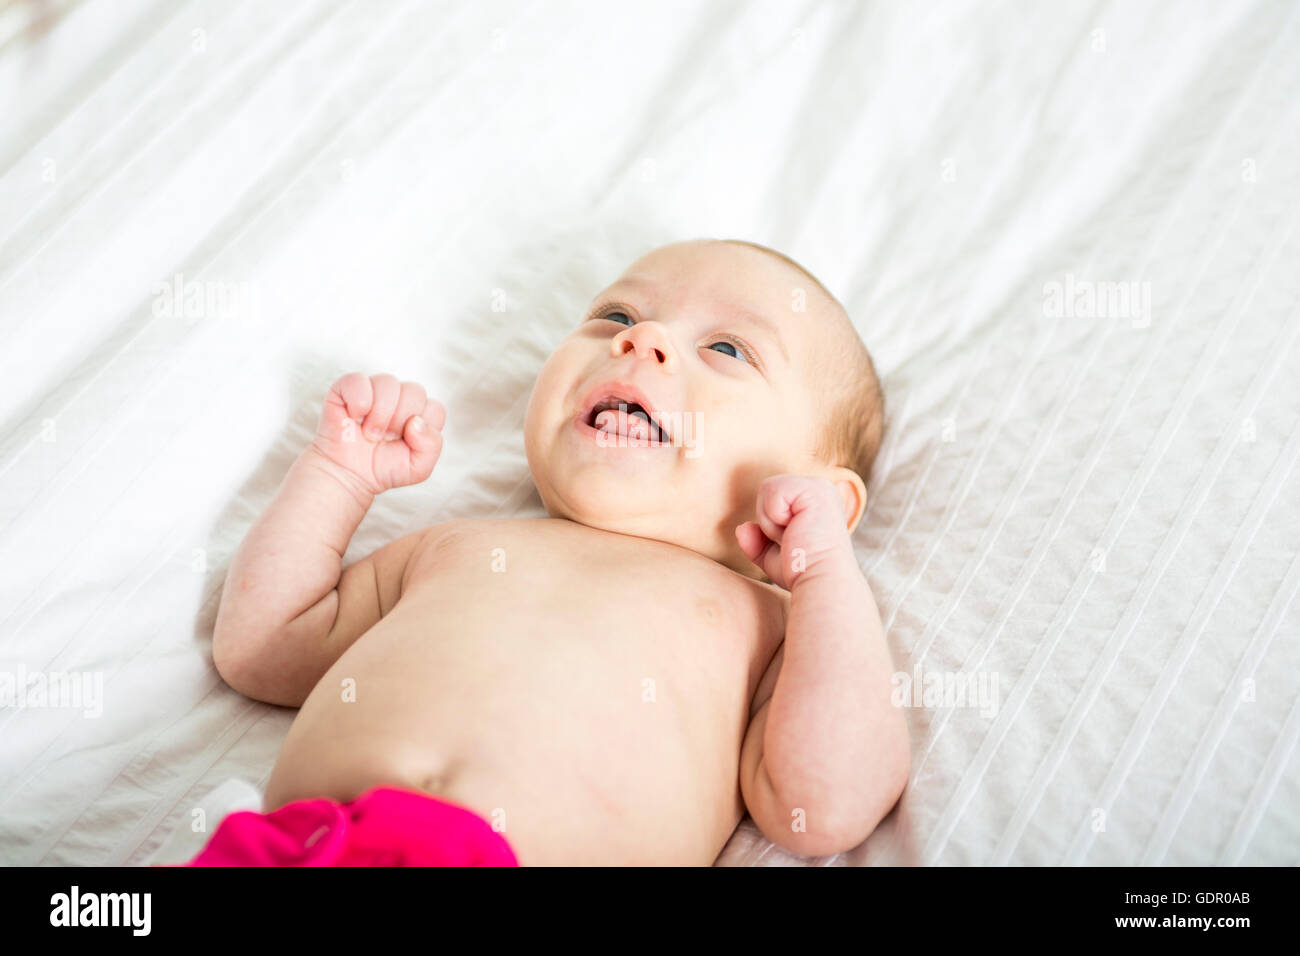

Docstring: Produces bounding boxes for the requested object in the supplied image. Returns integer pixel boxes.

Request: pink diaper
[184,785,518,866]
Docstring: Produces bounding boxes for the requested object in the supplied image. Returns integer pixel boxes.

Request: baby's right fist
[310,372,446,496]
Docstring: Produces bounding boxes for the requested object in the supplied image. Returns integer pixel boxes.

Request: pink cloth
[184,785,518,866]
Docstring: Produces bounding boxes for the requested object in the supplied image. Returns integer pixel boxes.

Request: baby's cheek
[526,354,572,420]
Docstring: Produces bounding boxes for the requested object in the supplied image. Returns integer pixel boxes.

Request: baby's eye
[707,341,751,365]
[597,311,634,327]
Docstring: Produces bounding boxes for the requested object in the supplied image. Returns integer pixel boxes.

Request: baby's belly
[263,584,763,865]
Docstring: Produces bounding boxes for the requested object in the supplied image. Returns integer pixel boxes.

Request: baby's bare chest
[393,519,786,700]
[281,520,789,861]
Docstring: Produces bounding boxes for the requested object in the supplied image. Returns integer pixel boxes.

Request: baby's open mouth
[585,396,671,444]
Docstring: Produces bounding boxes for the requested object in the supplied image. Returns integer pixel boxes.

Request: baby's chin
[534,469,680,535]
[532,469,767,581]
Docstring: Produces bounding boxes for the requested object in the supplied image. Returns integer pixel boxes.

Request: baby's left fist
[735,475,855,590]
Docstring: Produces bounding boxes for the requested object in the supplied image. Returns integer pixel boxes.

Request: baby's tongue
[594,408,651,440]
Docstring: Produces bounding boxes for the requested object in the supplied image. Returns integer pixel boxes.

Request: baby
[202,238,909,866]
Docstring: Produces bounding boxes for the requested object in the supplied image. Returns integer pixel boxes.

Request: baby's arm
[735,476,910,857]
[212,373,445,708]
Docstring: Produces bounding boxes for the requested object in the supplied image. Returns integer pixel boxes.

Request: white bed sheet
[1,0,1297,866]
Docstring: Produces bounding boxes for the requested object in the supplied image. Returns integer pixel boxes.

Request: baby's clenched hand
[310,372,446,496]
[735,475,856,590]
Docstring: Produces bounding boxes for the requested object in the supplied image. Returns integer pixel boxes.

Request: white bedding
[1,0,1297,866]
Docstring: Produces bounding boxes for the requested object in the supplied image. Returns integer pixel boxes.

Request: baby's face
[524,240,836,575]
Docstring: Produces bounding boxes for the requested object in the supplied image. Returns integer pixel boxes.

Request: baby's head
[524,238,884,579]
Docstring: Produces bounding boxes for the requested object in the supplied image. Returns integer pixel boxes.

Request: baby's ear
[825,466,868,535]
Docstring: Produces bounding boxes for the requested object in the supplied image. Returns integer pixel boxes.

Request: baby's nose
[613,321,677,369]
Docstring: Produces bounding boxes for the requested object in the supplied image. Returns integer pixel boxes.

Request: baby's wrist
[302,443,378,509]
[787,536,860,590]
